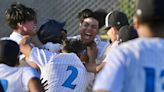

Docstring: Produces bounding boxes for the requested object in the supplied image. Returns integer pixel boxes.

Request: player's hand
[80,50,89,63]
[86,41,98,63]
[20,35,31,45]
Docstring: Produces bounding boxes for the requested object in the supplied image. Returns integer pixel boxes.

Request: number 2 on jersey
[0,79,8,92]
[144,67,164,92]
[62,66,78,89]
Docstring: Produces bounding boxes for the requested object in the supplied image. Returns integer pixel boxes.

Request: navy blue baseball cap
[136,0,164,22]
[37,19,66,44]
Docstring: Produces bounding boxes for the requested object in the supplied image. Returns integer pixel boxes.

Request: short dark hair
[5,2,37,29]
[78,9,99,24]
[63,39,85,55]
[0,40,20,67]
[136,0,164,32]
[119,25,138,43]
[94,9,107,28]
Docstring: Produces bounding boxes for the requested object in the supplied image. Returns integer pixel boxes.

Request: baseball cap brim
[101,24,112,31]
[101,12,113,30]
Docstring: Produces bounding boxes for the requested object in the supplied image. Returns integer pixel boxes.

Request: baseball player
[0,40,44,92]
[102,11,129,56]
[72,8,108,64]
[4,2,37,67]
[20,37,89,92]
[93,0,164,92]
[37,19,66,53]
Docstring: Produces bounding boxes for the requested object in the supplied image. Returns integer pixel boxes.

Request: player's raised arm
[19,36,33,58]
[19,36,39,69]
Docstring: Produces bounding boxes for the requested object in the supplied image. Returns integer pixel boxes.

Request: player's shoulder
[108,38,164,62]
[57,53,78,58]
[0,64,18,73]
[119,38,164,52]
[55,53,81,63]
[111,38,146,57]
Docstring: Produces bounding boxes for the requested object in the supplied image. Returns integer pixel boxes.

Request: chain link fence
[0,0,137,37]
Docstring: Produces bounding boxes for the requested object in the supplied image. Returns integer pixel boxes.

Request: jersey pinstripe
[29,47,89,92]
[0,64,39,92]
[94,38,164,92]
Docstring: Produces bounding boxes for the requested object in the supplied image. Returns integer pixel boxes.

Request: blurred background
[0,0,137,39]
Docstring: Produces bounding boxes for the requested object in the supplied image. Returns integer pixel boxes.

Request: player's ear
[79,23,82,26]
[17,22,23,28]
[133,16,140,31]
[61,46,66,53]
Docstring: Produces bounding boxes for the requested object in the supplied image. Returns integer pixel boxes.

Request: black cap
[118,25,138,43]
[0,40,20,66]
[37,19,65,44]
[136,0,164,22]
[104,11,129,30]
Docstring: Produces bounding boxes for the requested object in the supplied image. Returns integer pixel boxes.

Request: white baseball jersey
[93,38,164,92]
[29,47,89,92]
[0,64,39,92]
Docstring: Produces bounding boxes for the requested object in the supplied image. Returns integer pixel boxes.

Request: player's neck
[13,29,26,36]
[139,26,164,38]
[61,50,68,53]
[151,31,164,38]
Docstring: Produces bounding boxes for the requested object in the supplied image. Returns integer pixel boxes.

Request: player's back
[40,53,89,92]
[0,64,37,92]
[121,38,164,92]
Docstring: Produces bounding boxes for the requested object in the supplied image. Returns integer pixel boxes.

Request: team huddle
[0,0,164,92]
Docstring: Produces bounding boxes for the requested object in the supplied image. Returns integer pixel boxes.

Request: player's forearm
[84,63,99,73]
[87,42,98,63]
[84,62,106,73]
[96,62,106,72]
